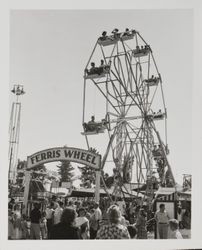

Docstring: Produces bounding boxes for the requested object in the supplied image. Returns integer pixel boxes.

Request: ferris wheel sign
[27,147,101,170]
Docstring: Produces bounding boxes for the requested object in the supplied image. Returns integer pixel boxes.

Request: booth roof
[69,187,145,198]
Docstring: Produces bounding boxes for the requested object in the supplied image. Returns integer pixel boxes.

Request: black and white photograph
[1,1,202,250]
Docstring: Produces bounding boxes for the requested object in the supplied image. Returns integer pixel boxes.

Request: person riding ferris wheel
[82,28,176,205]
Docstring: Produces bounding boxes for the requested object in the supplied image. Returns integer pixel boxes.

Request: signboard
[61,182,72,188]
[37,192,50,199]
[27,147,101,170]
[51,180,59,188]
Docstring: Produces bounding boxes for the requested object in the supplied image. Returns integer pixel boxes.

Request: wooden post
[23,170,31,215]
[95,170,100,203]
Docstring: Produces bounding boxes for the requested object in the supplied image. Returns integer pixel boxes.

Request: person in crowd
[182,208,191,229]
[21,214,29,239]
[135,208,147,239]
[127,225,137,239]
[177,205,183,229]
[136,197,142,206]
[53,201,63,225]
[85,212,91,221]
[40,212,48,239]
[8,209,14,239]
[116,198,126,217]
[26,217,31,239]
[89,208,98,239]
[51,196,59,209]
[129,203,135,224]
[154,203,170,239]
[50,208,80,239]
[96,204,130,239]
[30,203,41,239]
[120,216,130,227]
[13,204,22,239]
[94,202,102,227]
[168,219,183,239]
[146,211,156,233]
[75,207,90,239]
[45,202,54,238]
[67,200,77,210]
[8,198,15,210]
[115,202,129,227]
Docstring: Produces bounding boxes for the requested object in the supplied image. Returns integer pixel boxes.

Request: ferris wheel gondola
[82,28,176,205]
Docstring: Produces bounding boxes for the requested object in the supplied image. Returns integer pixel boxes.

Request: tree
[57,160,74,183]
[78,165,96,188]
[78,166,110,189]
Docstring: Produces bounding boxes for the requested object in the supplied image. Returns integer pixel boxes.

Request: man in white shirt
[94,202,102,222]
[53,201,63,225]
[155,203,170,239]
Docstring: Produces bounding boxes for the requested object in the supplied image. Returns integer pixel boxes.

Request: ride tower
[9,84,25,183]
[82,29,176,206]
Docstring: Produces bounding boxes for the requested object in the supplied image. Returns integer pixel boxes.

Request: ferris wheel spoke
[111,70,144,113]
[91,80,120,115]
[113,56,127,90]
[125,54,133,92]
[135,145,146,183]
[108,79,125,105]
[121,42,146,113]
[105,82,123,113]
[101,129,117,169]
[123,54,133,91]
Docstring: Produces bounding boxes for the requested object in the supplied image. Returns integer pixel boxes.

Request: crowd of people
[8,196,190,240]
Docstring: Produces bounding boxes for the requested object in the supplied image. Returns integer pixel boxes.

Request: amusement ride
[82,28,176,206]
[9,84,25,183]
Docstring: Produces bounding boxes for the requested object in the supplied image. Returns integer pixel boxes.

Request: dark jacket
[50,222,80,239]
[30,208,41,224]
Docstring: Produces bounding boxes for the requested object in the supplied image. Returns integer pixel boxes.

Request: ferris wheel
[82,28,175,204]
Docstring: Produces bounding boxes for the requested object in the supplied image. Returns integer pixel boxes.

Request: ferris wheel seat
[121,33,135,41]
[152,151,162,158]
[132,48,150,58]
[145,77,160,86]
[153,113,165,120]
[84,73,107,79]
[98,36,119,46]
[81,129,105,135]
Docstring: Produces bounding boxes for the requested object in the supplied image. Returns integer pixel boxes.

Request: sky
[9,9,193,184]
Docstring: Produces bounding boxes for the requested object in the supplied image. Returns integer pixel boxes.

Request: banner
[27,147,101,170]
